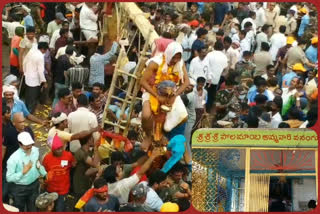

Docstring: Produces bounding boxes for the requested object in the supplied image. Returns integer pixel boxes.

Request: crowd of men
[1,2,318,212]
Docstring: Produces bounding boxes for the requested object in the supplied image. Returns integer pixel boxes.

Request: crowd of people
[1,2,318,212]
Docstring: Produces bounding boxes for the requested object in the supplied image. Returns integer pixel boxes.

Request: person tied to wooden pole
[140,42,190,151]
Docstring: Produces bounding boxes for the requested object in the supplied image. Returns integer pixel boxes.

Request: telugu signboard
[192,128,318,148]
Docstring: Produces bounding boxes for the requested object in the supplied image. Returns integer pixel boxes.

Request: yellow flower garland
[150,55,180,114]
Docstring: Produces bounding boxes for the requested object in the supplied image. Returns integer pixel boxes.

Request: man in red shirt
[42,135,76,211]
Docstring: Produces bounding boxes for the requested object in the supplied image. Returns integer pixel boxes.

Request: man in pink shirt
[52,88,75,116]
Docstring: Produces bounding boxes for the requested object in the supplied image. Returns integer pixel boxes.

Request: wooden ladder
[101,29,152,137]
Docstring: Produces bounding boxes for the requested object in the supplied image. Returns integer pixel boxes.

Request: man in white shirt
[49,21,73,51]
[224,36,240,70]
[80,3,98,42]
[243,22,255,52]
[188,45,208,81]
[241,11,257,34]
[255,24,271,53]
[255,2,266,30]
[103,148,161,204]
[2,15,24,39]
[239,30,251,58]
[269,98,283,128]
[47,12,65,37]
[181,26,197,66]
[67,94,99,153]
[269,25,287,62]
[205,41,228,113]
[142,170,168,211]
[23,42,48,113]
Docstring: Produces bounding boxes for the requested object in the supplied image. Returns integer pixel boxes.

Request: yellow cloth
[292,63,306,72]
[150,55,180,114]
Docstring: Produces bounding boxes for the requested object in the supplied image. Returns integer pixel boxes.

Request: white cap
[190,78,196,86]
[18,132,34,146]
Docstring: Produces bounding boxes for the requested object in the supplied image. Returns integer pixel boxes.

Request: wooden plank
[119,2,159,46]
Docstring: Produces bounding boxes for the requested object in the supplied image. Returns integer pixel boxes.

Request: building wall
[292,177,317,211]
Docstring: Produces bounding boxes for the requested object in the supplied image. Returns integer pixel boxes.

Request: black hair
[92,82,105,91]
[253,76,264,85]
[261,24,270,32]
[216,29,224,36]
[65,45,74,55]
[278,122,290,128]
[249,11,256,18]
[177,198,190,211]
[134,103,142,114]
[243,51,252,57]
[288,107,301,120]
[66,37,74,45]
[297,37,307,45]
[26,26,35,33]
[170,13,179,21]
[169,162,185,174]
[181,94,189,107]
[273,96,283,110]
[72,82,82,91]
[62,20,69,26]
[52,112,63,120]
[148,170,167,187]
[197,77,206,84]
[244,22,253,29]
[240,30,247,37]
[59,28,69,36]
[266,64,274,70]
[58,88,70,99]
[130,150,147,163]
[2,105,10,116]
[308,200,317,209]
[79,135,92,146]
[111,151,125,164]
[306,106,318,128]
[249,106,263,117]
[279,25,286,34]
[214,41,224,51]
[254,94,268,105]
[225,76,237,86]
[261,42,270,52]
[94,178,108,189]
[241,102,250,111]
[38,42,48,50]
[247,114,259,128]
[127,129,138,141]
[191,3,198,7]
[196,28,208,38]
[223,36,232,45]
[162,31,172,39]
[89,93,100,103]
[103,165,117,183]
[96,46,104,54]
[77,94,89,106]
[256,78,267,87]
[267,77,278,87]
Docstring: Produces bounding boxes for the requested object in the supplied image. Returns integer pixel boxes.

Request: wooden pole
[118,2,159,46]
[244,148,251,212]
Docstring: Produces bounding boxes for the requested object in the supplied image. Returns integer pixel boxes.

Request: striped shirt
[88,106,103,124]
[65,65,90,88]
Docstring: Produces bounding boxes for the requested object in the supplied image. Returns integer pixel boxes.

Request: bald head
[12,112,25,132]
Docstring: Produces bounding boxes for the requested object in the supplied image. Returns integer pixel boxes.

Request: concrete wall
[292,177,317,211]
